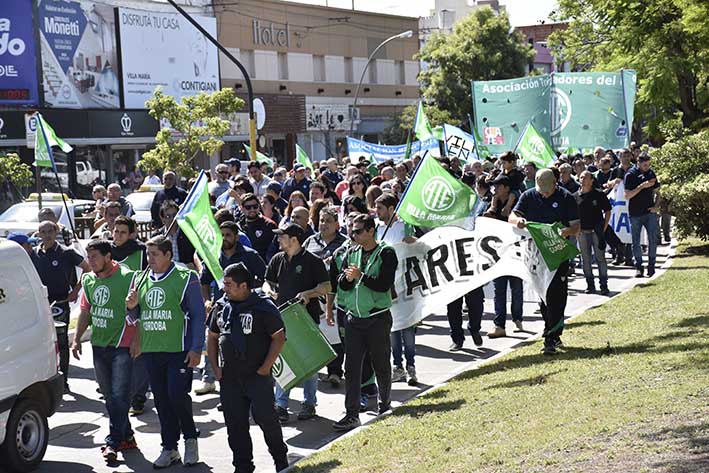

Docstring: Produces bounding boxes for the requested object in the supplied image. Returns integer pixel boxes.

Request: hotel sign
[252,20,295,48]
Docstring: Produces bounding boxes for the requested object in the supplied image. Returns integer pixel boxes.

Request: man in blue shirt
[281,164,312,201]
[624,152,660,277]
[509,168,580,355]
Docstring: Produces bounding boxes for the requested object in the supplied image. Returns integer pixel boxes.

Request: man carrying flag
[514,122,556,169]
[508,169,579,355]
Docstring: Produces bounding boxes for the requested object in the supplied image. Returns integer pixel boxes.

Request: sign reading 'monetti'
[252,20,292,47]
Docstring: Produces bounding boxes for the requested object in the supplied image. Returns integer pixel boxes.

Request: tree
[140,87,245,177]
[417,7,535,125]
[548,0,709,141]
[652,130,709,240]
[381,103,453,145]
[0,152,33,190]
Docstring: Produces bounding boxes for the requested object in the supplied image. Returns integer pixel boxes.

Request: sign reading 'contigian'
[118,7,220,108]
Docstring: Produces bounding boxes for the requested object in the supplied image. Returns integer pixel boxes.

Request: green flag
[430,125,445,141]
[398,156,477,227]
[295,144,314,172]
[526,221,580,271]
[34,113,73,171]
[514,122,556,168]
[175,171,224,287]
[403,129,413,161]
[243,144,274,168]
[414,101,434,141]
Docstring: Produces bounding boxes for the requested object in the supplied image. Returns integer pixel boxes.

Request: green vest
[337,241,393,318]
[81,265,135,348]
[139,265,192,353]
[118,249,143,271]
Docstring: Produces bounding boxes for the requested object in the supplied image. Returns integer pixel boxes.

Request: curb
[281,240,678,472]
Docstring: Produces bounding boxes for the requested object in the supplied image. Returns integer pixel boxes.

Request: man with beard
[238,193,278,262]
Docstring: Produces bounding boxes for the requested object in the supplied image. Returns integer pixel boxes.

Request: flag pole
[35,113,77,240]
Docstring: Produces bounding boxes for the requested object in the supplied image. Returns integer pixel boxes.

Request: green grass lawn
[294,241,709,473]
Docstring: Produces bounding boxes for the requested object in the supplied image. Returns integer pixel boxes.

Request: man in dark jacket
[207,263,288,473]
[237,193,278,262]
[150,171,188,228]
[281,164,312,201]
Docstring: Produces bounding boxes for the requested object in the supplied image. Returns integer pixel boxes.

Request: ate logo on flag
[423,177,456,212]
[196,215,218,247]
[528,136,547,157]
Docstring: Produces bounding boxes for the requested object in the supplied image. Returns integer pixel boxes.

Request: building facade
[214,0,421,164]
[515,23,569,74]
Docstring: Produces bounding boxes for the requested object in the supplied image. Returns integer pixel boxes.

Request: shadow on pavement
[49,423,101,448]
[57,391,106,414]
[36,460,98,472]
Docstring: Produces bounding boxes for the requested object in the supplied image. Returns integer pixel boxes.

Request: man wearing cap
[509,168,580,355]
[150,171,188,229]
[281,164,312,201]
[7,232,39,259]
[207,263,289,473]
[266,181,288,215]
[247,161,272,198]
[484,174,524,337]
[624,152,660,277]
[209,164,232,199]
[263,223,330,423]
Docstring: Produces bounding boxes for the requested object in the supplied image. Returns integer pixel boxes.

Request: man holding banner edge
[509,168,580,355]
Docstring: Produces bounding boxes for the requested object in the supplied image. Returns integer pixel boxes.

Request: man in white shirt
[248,161,272,197]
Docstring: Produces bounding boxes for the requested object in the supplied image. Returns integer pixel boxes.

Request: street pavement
[35,243,674,473]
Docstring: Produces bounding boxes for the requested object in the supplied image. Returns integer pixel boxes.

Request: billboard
[38,0,120,108]
[118,8,220,108]
[471,71,636,153]
[0,0,40,106]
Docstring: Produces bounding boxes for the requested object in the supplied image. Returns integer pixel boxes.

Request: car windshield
[126,192,155,211]
[0,204,63,223]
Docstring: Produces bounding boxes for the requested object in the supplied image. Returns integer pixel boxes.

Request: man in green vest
[331,214,399,431]
[71,240,137,463]
[110,216,151,416]
[126,235,206,469]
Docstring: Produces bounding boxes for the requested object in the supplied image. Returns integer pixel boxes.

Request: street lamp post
[166,0,258,162]
[349,30,414,137]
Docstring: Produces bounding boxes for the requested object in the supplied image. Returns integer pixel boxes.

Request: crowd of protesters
[6,141,668,472]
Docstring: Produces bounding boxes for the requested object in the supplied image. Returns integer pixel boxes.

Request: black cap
[273,223,305,242]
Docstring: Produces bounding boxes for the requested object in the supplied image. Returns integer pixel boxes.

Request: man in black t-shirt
[207,263,288,473]
[237,193,278,262]
[577,171,612,295]
[624,153,660,277]
[264,223,331,422]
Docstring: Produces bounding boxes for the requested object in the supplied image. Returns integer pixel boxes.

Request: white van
[0,241,64,472]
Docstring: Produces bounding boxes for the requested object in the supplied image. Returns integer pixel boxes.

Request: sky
[285,0,559,26]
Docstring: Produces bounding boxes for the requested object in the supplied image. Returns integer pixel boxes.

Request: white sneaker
[194,381,216,395]
[514,320,524,332]
[392,366,406,382]
[183,438,199,466]
[152,449,181,469]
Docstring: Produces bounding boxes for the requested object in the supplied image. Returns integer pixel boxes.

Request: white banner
[609,181,633,244]
[118,8,220,108]
[388,218,556,331]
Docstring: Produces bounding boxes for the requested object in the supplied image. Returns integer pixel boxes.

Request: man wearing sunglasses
[332,214,398,431]
[237,193,278,262]
[209,164,231,199]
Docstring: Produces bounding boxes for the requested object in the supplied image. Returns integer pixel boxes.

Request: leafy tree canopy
[140,88,244,177]
[548,0,709,141]
[416,7,535,126]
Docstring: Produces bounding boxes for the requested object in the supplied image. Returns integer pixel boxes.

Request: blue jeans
[92,346,133,448]
[274,373,318,408]
[493,276,523,328]
[391,326,416,369]
[143,351,198,451]
[578,231,608,288]
[630,213,659,269]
